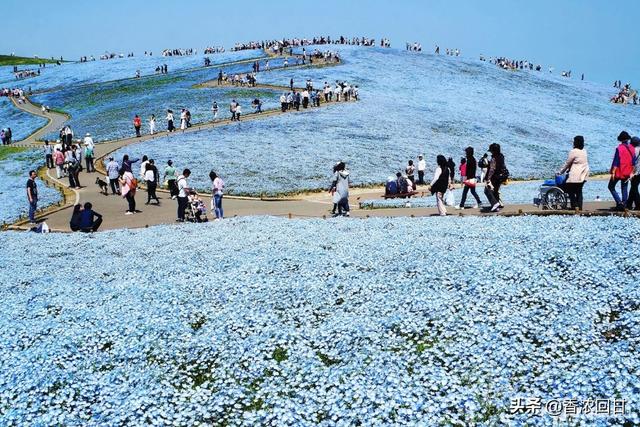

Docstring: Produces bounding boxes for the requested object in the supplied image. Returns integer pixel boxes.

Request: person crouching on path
[430,155,450,216]
[608,131,635,211]
[457,147,482,209]
[558,135,589,211]
[176,169,191,222]
[78,202,103,232]
[209,170,225,220]
[119,168,137,215]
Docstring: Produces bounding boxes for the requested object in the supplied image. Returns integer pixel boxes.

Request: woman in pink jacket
[558,135,589,210]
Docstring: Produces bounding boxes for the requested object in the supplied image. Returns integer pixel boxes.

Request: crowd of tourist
[162,48,196,57]
[378,130,640,216]
[232,35,390,52]
[203,46,225,54]
[611,82,638,105]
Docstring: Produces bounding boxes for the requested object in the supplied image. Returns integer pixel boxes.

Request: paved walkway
[6,53,634,232]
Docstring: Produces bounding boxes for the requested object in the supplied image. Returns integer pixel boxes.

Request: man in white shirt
[417,155,426,185]
[176,169,191,222]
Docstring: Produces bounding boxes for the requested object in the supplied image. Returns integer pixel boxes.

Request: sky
[2,0,638,85]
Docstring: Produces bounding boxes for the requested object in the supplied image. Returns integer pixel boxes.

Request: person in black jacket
[430,155,450,216]
[484,143,508,212]
[457,146,483,209]
[447,157,456,183]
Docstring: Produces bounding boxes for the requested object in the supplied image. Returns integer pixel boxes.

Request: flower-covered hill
[115,46,640,196]
[0,216,638,426]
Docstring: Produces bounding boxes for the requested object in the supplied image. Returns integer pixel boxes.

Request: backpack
[130,177,138,189]
[497,167,510,183]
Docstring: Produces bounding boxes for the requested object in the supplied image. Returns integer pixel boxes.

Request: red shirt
[133,117,142,127]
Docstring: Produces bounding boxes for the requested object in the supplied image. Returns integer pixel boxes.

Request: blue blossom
[0,215,638,425]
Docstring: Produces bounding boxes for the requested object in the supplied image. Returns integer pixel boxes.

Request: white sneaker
[472,204,479,209]
[125,211,134,215]
[454,206,462,210]
[491,203,500,212]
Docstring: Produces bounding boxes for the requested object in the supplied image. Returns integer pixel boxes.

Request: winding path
[5,52,633,232]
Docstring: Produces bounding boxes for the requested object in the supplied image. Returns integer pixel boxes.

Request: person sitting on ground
[69,204,82,231]
[396,172,409,195]
[78,202,103,232]
[385,176,398,196]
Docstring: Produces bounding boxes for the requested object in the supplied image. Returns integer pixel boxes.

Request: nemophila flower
[0,98,48,141]
[0,149,61,223]
[0,215,639,425]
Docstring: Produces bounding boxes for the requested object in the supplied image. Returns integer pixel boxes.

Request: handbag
[463,178,477,188]
[444,190,455,206]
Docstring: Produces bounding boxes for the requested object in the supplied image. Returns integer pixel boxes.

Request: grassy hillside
[0,55,60,66]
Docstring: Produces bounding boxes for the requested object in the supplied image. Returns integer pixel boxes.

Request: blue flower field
[0,97,47,141]
[0,149,61,223]
[0,216,638,425]
[106,46,639,196]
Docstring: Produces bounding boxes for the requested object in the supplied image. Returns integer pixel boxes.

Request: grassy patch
[0,55,59,66]
[0,146,29,161]
[272,346,288,362]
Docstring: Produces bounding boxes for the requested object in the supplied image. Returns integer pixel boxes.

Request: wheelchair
[533,174,569,210]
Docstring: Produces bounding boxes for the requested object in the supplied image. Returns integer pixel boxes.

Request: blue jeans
[608,177,629,205]
[213,194,223,219]
[29,199,37,222]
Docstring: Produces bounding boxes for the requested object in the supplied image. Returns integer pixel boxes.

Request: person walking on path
[121,154,139,174]
[430,155,450,216]
[166,109,175,132]
[457,147,482,209]
[164,160,178,199]
[479,153,489,182]
[106,157,121,194]
[209,170,225,220]
[484,143,509,212]
[180,109,187,130]
[608,131,636,211]
[626,136,640,210]
[176,169,192,222]
[235,104,242,121]
[330,162,351,216]
[417,155,426,185]
[119,168,137,215]
[44,141,53,169]
[145,160,160,205]
[133,114,142,137]
[212,101,218,120]
[83,142,95,172]
[558,135,590,210]
[54,148,65,178]
[67,152,81,188]
[149,114,156,135]
[446,157,456,183]
[26,170,38,224]
[78,202,103,232]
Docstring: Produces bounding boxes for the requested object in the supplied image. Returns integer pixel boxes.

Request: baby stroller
[185,192,208,223]
[533,174,569,210]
